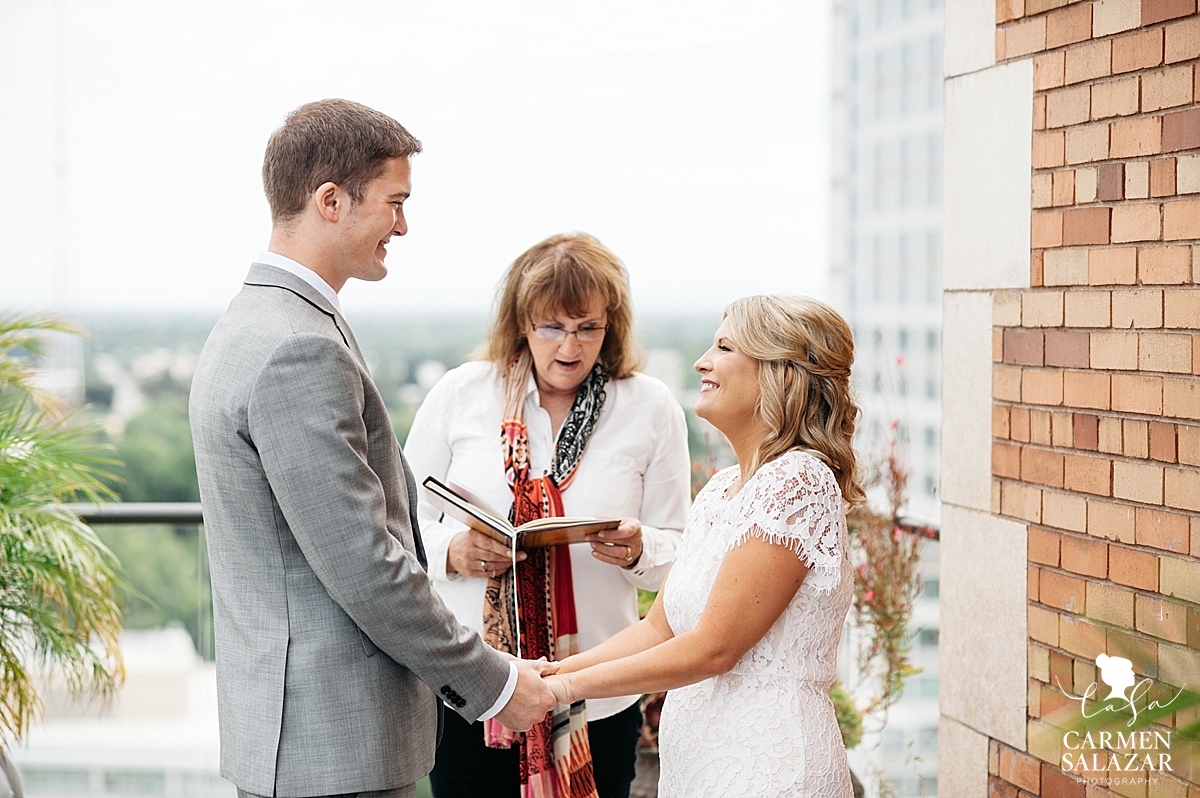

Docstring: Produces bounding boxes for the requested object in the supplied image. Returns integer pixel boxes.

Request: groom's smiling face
[338,156,412,283]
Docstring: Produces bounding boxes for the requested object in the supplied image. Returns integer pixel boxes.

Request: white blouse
[404,360,691,720]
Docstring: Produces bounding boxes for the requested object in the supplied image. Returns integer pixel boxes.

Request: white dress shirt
[405,360,691,720]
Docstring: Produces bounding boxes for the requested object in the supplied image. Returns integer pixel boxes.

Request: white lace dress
[657,450,854,797]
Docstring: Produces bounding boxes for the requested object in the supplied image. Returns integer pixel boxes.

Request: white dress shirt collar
[256,251,342,314]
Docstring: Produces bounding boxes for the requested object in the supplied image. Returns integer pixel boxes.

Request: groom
[189,99,556,798]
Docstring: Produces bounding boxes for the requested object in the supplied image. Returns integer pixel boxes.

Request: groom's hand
[494,658,556,732]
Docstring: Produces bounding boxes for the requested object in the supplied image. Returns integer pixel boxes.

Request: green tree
[113,396,199,503]
[0,313,128,742]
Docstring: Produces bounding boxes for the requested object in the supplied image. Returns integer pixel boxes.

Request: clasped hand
[493,657,574,731]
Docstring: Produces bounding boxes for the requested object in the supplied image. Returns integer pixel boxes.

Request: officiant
[405,232,690,798]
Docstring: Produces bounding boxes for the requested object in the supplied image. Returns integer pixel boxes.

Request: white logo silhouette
[1095,653,1136,703]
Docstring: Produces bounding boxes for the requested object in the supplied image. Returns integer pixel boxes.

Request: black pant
[429,702,642,798]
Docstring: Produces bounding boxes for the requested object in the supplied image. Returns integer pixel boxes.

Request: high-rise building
[832,0,945,523]
[831,1,944,795]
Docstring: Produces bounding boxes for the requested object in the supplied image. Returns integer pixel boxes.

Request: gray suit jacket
[189,264,510,797]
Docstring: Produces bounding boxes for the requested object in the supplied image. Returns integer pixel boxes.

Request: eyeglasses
[530,323,608,343]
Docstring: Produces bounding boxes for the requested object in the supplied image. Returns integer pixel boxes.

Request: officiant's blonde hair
[483,232,642,379]
[725,295,865,507]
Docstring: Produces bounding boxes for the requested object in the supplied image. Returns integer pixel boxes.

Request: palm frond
[0,311,126,743]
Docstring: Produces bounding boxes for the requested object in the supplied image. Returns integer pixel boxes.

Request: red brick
[1110,116,1163,158]
[989,776,1019,798]
[1162,107,1200,153]
[1179,423,1200,465]
[1031,409,1052,445]
[1088,247,1136,284]
[1092,76,1140,120]
[1112,373,1165,414]
[1109,545,1160,590]
[1088,498,1136,542]
[1163,198,1200,240]
[1003,329,1045,366]
[1090,330,1139,370]
[1164,376,1200,420]
[997,0,1025,23]
[1033,131,1066,169]
[1112,28,1165,74]
[1051,168,1077,204]
[1045,331,1089,367]
[1164,465,1200,510]
[1135,506,1190,552]
[1073,414,1099,450]
[1165,16,1200,63]
[1023,368,1064,405]
[1097,162,1125,200]
[1066,122,1111,164]
[1113,459,1165,503]
[1012,406,1032,442]
[1061,534,1108,577]
[994,442,1022,478]
[1041,762,1087,798]
[1124,418,1149,458]
[1001,480,1043,522]
[1139,245,1193,283]
[1111,202,1162,243]
[1024,447,1066,487]
[1006,15,1048,58]
[1150,158,1177,197]
[1063,371,1110,409]
[993,405,1011,438]
[1111,287,1163,329]
[1062,207,1111,245]
[1032,210,1064,248]
[1047,3,1092,48]
[1150,421,1178,462]
[998,746,1041,792]
[1066,39,1112,84]
[1030,526,1062,566]
[1040,569,1087,613]
[1034,51,1065,91]
[1064,453,1112,495]
[1143,0,1198,25]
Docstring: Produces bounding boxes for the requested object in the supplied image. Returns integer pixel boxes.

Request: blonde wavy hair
[483,232,642,379]
[724,295,865,507]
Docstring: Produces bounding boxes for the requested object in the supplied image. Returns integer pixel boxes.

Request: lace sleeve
[728,450,846,593]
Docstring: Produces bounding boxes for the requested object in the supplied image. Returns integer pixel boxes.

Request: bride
[544,295,863,797]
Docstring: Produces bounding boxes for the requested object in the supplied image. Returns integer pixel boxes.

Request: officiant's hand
[447,529,526,578]
[586,517,643,569]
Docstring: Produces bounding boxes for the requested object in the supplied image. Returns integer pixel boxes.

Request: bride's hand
[543,674,574,705]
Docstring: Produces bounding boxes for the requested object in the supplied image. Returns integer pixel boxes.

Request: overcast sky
[0,1,831,318]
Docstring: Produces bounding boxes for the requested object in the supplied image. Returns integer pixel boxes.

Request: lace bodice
[657,450,854,797]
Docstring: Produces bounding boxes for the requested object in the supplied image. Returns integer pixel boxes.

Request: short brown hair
[724,295,866,507]
[483,232,642,379]
[262,99,422,224]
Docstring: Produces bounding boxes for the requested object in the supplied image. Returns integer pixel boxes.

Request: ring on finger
[480,559,487,573]
[624,545,633,563]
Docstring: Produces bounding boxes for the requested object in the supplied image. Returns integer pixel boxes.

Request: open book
[422,476,619,550]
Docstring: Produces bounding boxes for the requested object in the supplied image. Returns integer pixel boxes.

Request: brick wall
[990,1,1200,796]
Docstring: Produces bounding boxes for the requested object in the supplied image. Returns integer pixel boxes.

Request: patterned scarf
[482,350,607,798]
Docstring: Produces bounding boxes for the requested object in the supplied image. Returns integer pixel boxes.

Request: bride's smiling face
[693,319,762,435]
